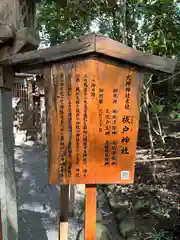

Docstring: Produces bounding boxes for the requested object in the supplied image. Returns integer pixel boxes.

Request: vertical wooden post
[0,209,2,240]
[0,67,18,240]
[69,185,75,217]
[59,185,69,240]
[38,77,47,144]
[40,94,46,144]
[27,79,33,127]
[85,184,97,240]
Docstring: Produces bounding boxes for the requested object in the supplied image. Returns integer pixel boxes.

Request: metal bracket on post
[0,65,18,240]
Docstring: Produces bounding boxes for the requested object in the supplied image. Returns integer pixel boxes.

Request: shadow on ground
[15,144,60,240]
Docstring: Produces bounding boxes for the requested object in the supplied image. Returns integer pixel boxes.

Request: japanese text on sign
[50,61,142,185]
[125,70,133,110]
[59,73,65,179]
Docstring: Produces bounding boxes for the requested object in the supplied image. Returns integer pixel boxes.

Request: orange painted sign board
[45,57,143,185]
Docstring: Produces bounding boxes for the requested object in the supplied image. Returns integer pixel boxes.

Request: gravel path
[15,142,80,240]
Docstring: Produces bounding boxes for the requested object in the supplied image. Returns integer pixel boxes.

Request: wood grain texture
[85,184,96,240]
[95,34,177,74]
[0,88,18,240]
[0,0,19,27]
[46,57,143,185]
[44,66,61,184]
[15,28,39,46]
[0,66,14,89]
[2,33,177,74]
[0,27,40,61]
[11,28,40,54]
[4,33,96,71]
[59,185,69,240]
[0,22,15,45]
[0,210,2,240]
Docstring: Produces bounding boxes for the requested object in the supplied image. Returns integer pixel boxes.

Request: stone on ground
[119,216,135,238]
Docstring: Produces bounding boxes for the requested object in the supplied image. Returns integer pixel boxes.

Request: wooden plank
[0,0,19,27]
[0,210,2,240]
[0,66,14,88]
[0,3,37,240]
[38,78,47,145]
[44,66,61,184]
[4,33,96,71]
[46,57,144,185]
[0,79,18,240]
[27,80,34,127]
[0,0,36,29]
[0,28,40,61]
[31,0,37,28]
[85,184,96,240]
[69,185,75,217]
[59,185,69,240]
[1,33,177,74]
[95,34,177,74]
[0,22,15,45]
[14,28,40,48]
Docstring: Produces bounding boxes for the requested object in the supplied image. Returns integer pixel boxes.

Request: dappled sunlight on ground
[14,141,79,240]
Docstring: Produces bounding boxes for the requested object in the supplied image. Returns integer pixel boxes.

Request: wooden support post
[59,185,69,240]
[0,67,18,240]
[28,80,34,121]
[25,79,34,130]
[40,94,47,144]
[85,184,97,240]
[69,185,75,217]
[38,77,47,144]
[0,209,2,240]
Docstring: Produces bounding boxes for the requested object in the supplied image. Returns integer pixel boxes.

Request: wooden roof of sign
[0,33,177,74]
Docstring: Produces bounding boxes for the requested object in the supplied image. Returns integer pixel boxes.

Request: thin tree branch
[136,156,180,163]
[145,74,153,87]
[143,85,155,159]
[152,70,180,85]
[143,84,157,182]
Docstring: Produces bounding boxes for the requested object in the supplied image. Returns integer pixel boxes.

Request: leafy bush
[145,228,173,240]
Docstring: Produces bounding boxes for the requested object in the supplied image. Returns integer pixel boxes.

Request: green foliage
[137,0,180,56]
[145,228,173,240]
[37,0,180,124]
[37,0,99,45]
[151,103,165,114]
[37,0,180,52]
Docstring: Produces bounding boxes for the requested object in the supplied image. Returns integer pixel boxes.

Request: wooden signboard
[45,57,143,185]
[2,32,176,240]
[40,34,176,187]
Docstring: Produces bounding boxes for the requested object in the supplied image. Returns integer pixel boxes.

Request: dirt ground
[14,131,180,239]
[15,141,80,240]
